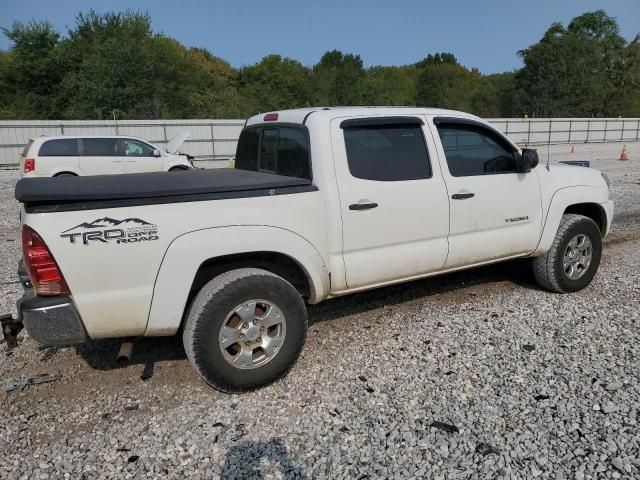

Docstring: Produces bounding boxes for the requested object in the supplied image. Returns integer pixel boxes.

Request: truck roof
[245,106,481,127]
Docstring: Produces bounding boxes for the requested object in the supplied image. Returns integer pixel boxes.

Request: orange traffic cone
[570,144,576,154]
[619,145,629,161]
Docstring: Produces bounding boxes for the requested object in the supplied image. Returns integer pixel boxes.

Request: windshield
[235,126,311,180]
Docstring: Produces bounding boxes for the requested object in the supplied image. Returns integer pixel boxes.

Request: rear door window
[235,126,311,179]
[81,138,119,156]
[38,139,79,156]
[343,124,431,181]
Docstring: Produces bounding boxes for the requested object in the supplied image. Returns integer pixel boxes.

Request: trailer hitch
[1,313,23,351]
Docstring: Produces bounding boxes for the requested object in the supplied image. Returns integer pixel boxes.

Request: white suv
[20,132,194,177]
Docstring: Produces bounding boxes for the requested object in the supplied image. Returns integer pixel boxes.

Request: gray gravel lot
[1,143,639,479]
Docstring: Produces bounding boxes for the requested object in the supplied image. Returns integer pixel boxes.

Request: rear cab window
[235,125,311,180]
[38,139,79,156]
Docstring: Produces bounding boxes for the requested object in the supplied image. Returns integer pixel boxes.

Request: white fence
[489,117,640,147]
[1,117,639,166]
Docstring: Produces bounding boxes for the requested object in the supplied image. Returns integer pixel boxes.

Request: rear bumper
[18,295,87,346]
[14,260,87,346]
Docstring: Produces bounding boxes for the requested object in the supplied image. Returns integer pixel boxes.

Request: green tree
[186,48,247,117]
[362,65,418,106]
[239,54,312,113]
[513,11,627,117]
[415,52,458,68]
[1,21,63,118]
[0,50,15,118]
[58,10,159,118]
[609,35,640,116]
[312,50,365,105]
[415,63,482,112]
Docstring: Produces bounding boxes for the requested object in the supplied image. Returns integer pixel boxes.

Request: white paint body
[20,134,192,177]
[21,108,614,339]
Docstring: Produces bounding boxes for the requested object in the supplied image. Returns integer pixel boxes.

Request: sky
[1,0,639,74]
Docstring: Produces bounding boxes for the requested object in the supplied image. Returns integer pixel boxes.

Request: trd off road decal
[60,217,159,245]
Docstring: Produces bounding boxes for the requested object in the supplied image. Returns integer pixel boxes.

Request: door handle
[349,202,378,211]
[451,193,475,200]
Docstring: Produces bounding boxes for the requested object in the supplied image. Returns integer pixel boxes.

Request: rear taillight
[263,113,278,121]
[24,158,35,173]
[22,225,70,296]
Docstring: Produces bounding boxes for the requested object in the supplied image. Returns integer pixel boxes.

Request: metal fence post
[548,119,552,146]
[585,119,590,143]
[637,120,640,142]
[620,119,625,141]
[603,119,608,142]
[210,123,216,160]
[568,120,572,144]
[60,123,64,135]
[163,123,168,143]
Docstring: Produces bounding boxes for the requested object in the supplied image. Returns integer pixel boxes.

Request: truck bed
[16,168,316,213]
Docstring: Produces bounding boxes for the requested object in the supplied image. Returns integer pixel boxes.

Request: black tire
[55,173,76,177]
[169,167,188,172]
[183,268,308,392]
[532,214,602,293]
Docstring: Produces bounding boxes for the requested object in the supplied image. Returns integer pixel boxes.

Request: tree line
[0,9,638,120]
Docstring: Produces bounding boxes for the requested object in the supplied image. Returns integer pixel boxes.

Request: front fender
[144,225,329,336]
[532,185,611,256]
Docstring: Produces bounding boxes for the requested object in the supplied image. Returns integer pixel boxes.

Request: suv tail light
[24,158,35,173]
[22,225,70,296]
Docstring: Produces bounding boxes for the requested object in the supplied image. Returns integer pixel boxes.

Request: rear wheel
[183,268,307,392]
[532,214,602,293]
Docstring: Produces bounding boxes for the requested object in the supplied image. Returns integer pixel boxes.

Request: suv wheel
[183,268,307,392]
[532,214,602,293]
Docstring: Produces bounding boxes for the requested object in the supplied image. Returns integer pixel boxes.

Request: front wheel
[532,214,602,293]
[183,268,308,392]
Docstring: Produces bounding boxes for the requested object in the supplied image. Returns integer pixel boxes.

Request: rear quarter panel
[25,190,327,338]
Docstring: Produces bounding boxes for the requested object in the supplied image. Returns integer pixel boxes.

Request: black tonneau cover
[16,168,316,213]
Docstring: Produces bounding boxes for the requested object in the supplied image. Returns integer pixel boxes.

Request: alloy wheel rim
[563,234,593,280]
[218,300,286,369]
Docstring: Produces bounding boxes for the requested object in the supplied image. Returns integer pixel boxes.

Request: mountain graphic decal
[62,217,155,233]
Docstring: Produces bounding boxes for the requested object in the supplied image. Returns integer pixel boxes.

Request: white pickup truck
[8,107,613,392]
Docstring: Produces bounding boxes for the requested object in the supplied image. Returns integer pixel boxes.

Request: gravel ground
[1,142,639,479]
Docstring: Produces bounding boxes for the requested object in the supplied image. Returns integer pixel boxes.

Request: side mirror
[153,149,162,157]
[516,148,539,173]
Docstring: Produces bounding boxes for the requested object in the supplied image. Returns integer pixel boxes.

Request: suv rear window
[235,126,311,180]
[38,139,79,157]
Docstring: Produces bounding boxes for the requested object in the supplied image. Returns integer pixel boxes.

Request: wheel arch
[53,171,79,177]
[563,203,606,235]
[144,225,329,336]
[532,186,609,256]
[190,251,311,299]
